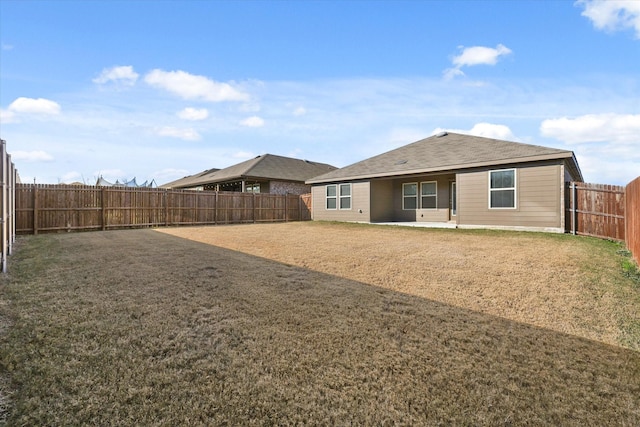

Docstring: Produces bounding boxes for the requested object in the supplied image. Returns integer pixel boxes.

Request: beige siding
[457,163,563,229]
[311,181,371,222]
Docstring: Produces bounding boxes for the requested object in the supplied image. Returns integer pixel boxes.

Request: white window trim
[339,183,352,210]
[420,181,438,209]
[488,169,517,209]
[402,182,418,210]
[326,184,337,210]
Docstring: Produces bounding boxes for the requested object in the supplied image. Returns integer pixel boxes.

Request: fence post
[9,162,15,254]
[1,140,6,273]
[571,182,576,235]
[101,187,107,231]
[164,189,169,227]
[7,157,13,255]
[214,191,218,225]
[32,185,38,235]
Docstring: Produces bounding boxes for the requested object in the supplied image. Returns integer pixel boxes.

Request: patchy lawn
[1,223,639,425]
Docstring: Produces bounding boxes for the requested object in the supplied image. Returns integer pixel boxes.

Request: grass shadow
[1,229,639,425]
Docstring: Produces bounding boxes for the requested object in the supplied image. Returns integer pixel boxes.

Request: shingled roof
[162,154,336,189]
[307,132,582,184]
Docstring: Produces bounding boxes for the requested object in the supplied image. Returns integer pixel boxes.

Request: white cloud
[0,109,17,123]
[11,150,54,162]
[153,168,191,183]
[452,44,512,67]
[433,123,517,141]
[93,65,139,86]
[144,69,249,102]
[240,116,265,127]
[156,126,201,141]
[60,171,83,183]
[177,107,209,121]
[445,44,512,79]
[8,97,61,115]
[540,113,640,144]
[233,151,255,159]
[443,67,466,80]
[576,0,640,38]
[1,43,14,51]
[293,106,307,116]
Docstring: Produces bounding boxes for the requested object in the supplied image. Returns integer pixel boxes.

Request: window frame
[325,184,337,210]
[420,181,438,209]
[325,183,352,210]
[339,183,352,210]
[402,182,418,210]
[488,168,517,209]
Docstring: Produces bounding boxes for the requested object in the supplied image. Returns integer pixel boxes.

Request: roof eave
[307,152,575,184]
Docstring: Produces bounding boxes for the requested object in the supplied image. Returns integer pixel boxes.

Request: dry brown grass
[1,223,639,425]
[160,221,640,349]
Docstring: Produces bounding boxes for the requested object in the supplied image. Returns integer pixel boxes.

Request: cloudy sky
[1,0,639,185]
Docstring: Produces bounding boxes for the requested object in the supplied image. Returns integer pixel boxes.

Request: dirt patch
[158,222,625,346]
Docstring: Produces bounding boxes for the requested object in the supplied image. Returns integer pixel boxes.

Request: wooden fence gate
[566,182,626,241]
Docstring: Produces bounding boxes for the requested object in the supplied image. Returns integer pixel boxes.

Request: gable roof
[162,154,337,189]
[307,132,583,183]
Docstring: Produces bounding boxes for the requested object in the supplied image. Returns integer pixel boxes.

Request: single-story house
[161,154,337,195]
[306,132,583,233]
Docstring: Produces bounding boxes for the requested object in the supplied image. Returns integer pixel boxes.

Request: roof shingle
[307,132,582,183]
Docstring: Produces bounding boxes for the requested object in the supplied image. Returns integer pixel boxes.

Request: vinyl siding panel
[458,163,562,229]
[311,181,370,222]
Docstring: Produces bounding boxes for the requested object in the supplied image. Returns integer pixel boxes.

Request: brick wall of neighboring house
[269,181,311,195]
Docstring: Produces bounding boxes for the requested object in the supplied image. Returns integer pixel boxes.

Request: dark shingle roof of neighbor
[161,154,337,189]
[307,132,583,184]
[160,168,221,189]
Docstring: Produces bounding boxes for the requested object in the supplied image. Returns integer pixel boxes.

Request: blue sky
[1,0,639,185]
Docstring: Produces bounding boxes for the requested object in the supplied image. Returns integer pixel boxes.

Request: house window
[339,184,351,209]
[326,185,337,209]
[245,183,260,193]
[403,183,418,210]
[421,181,437,209]
[326,184,351,210]
[489,169,516,209]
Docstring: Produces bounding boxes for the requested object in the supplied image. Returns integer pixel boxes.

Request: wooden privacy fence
[16,184,312,234]
[566,182,626,241]
[626,177,640,265]
[0,140,17,273]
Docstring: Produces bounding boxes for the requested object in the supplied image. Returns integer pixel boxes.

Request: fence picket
[15,184,312,234]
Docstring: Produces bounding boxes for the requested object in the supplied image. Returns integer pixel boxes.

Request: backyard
[1,222,639,425]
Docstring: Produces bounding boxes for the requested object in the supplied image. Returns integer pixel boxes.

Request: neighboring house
[96,177,157,187]
[161,154,337,195]
[306,132,583,233]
